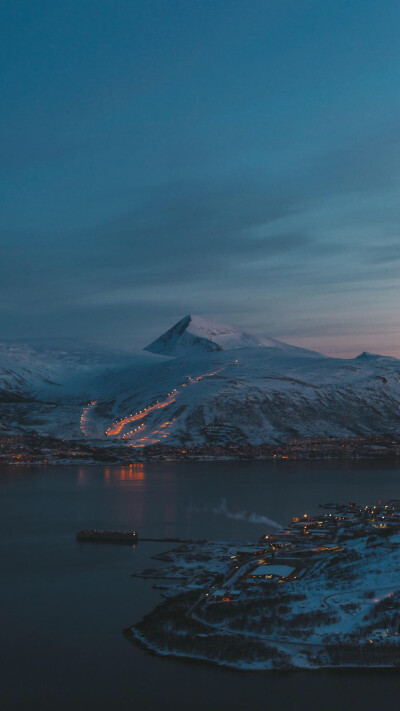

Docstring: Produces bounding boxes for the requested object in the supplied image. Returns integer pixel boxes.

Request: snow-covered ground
[131,505,400,670]
[2,315,400,445]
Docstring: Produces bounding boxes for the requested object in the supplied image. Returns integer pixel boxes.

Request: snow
[131,516,400,670]
[2,315,400,444]
[144,314,323,357]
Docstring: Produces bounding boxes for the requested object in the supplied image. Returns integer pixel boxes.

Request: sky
[2,0,400,357]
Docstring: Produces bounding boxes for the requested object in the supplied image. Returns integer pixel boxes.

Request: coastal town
[130,500,400,669]
[2,432,400,465]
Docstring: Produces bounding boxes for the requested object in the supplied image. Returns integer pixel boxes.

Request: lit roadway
[79,401,97,437]
[102,361,238,443]
[105,393,177,436]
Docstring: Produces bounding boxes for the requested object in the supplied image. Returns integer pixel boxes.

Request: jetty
[76,530,207,544]
[76,530,137,543]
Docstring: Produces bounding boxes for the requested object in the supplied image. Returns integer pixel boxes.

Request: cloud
[1,122,400,354]
[299,125,400,198]
[363,241,400,265]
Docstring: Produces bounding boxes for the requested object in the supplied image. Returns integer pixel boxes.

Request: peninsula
[130,500,400,670]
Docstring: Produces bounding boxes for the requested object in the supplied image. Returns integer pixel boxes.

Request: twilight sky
[2,0,400,357]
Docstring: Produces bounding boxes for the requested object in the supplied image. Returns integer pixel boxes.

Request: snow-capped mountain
[2,316,400,445]
[144,314,321,357]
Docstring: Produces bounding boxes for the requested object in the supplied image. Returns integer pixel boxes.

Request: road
[80,401,97,437]
[103,361,238,443]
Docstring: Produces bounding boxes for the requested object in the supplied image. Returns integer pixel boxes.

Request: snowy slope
[2,318,400,445]
[0,339,168,412]
[88,346,400,446]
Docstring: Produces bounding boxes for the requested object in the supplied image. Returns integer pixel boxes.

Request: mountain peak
[144,314,321,358]
[144,314,226,356]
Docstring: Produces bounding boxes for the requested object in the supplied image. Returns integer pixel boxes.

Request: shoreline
[125,625,400,673]
[3,433,400,466]
[2,454,400,466]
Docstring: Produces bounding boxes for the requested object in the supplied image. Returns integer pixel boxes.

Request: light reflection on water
[79,462,146,486]
[105,463,146,481]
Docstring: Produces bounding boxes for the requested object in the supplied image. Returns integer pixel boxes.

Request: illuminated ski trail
[105,361,237,442]
[128,418,176,448]
[80,401,97,437]
[105,392,178,436]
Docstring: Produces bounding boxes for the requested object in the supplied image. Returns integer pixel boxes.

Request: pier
[76,530,137,543]
[76,530,206,544]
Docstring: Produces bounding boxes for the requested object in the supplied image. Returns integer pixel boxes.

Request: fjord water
[2,461,400,711]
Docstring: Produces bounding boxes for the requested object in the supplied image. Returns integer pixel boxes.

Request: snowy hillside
[2,317,400,446]
[84,346,400,447]
[0,339,166,402]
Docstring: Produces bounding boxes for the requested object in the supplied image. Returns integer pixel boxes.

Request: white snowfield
[1,315,400,444]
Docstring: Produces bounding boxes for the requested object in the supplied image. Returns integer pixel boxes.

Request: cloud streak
[2,2,400,355]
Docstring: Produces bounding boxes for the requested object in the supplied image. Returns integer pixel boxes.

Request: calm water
[2,460,400,710]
